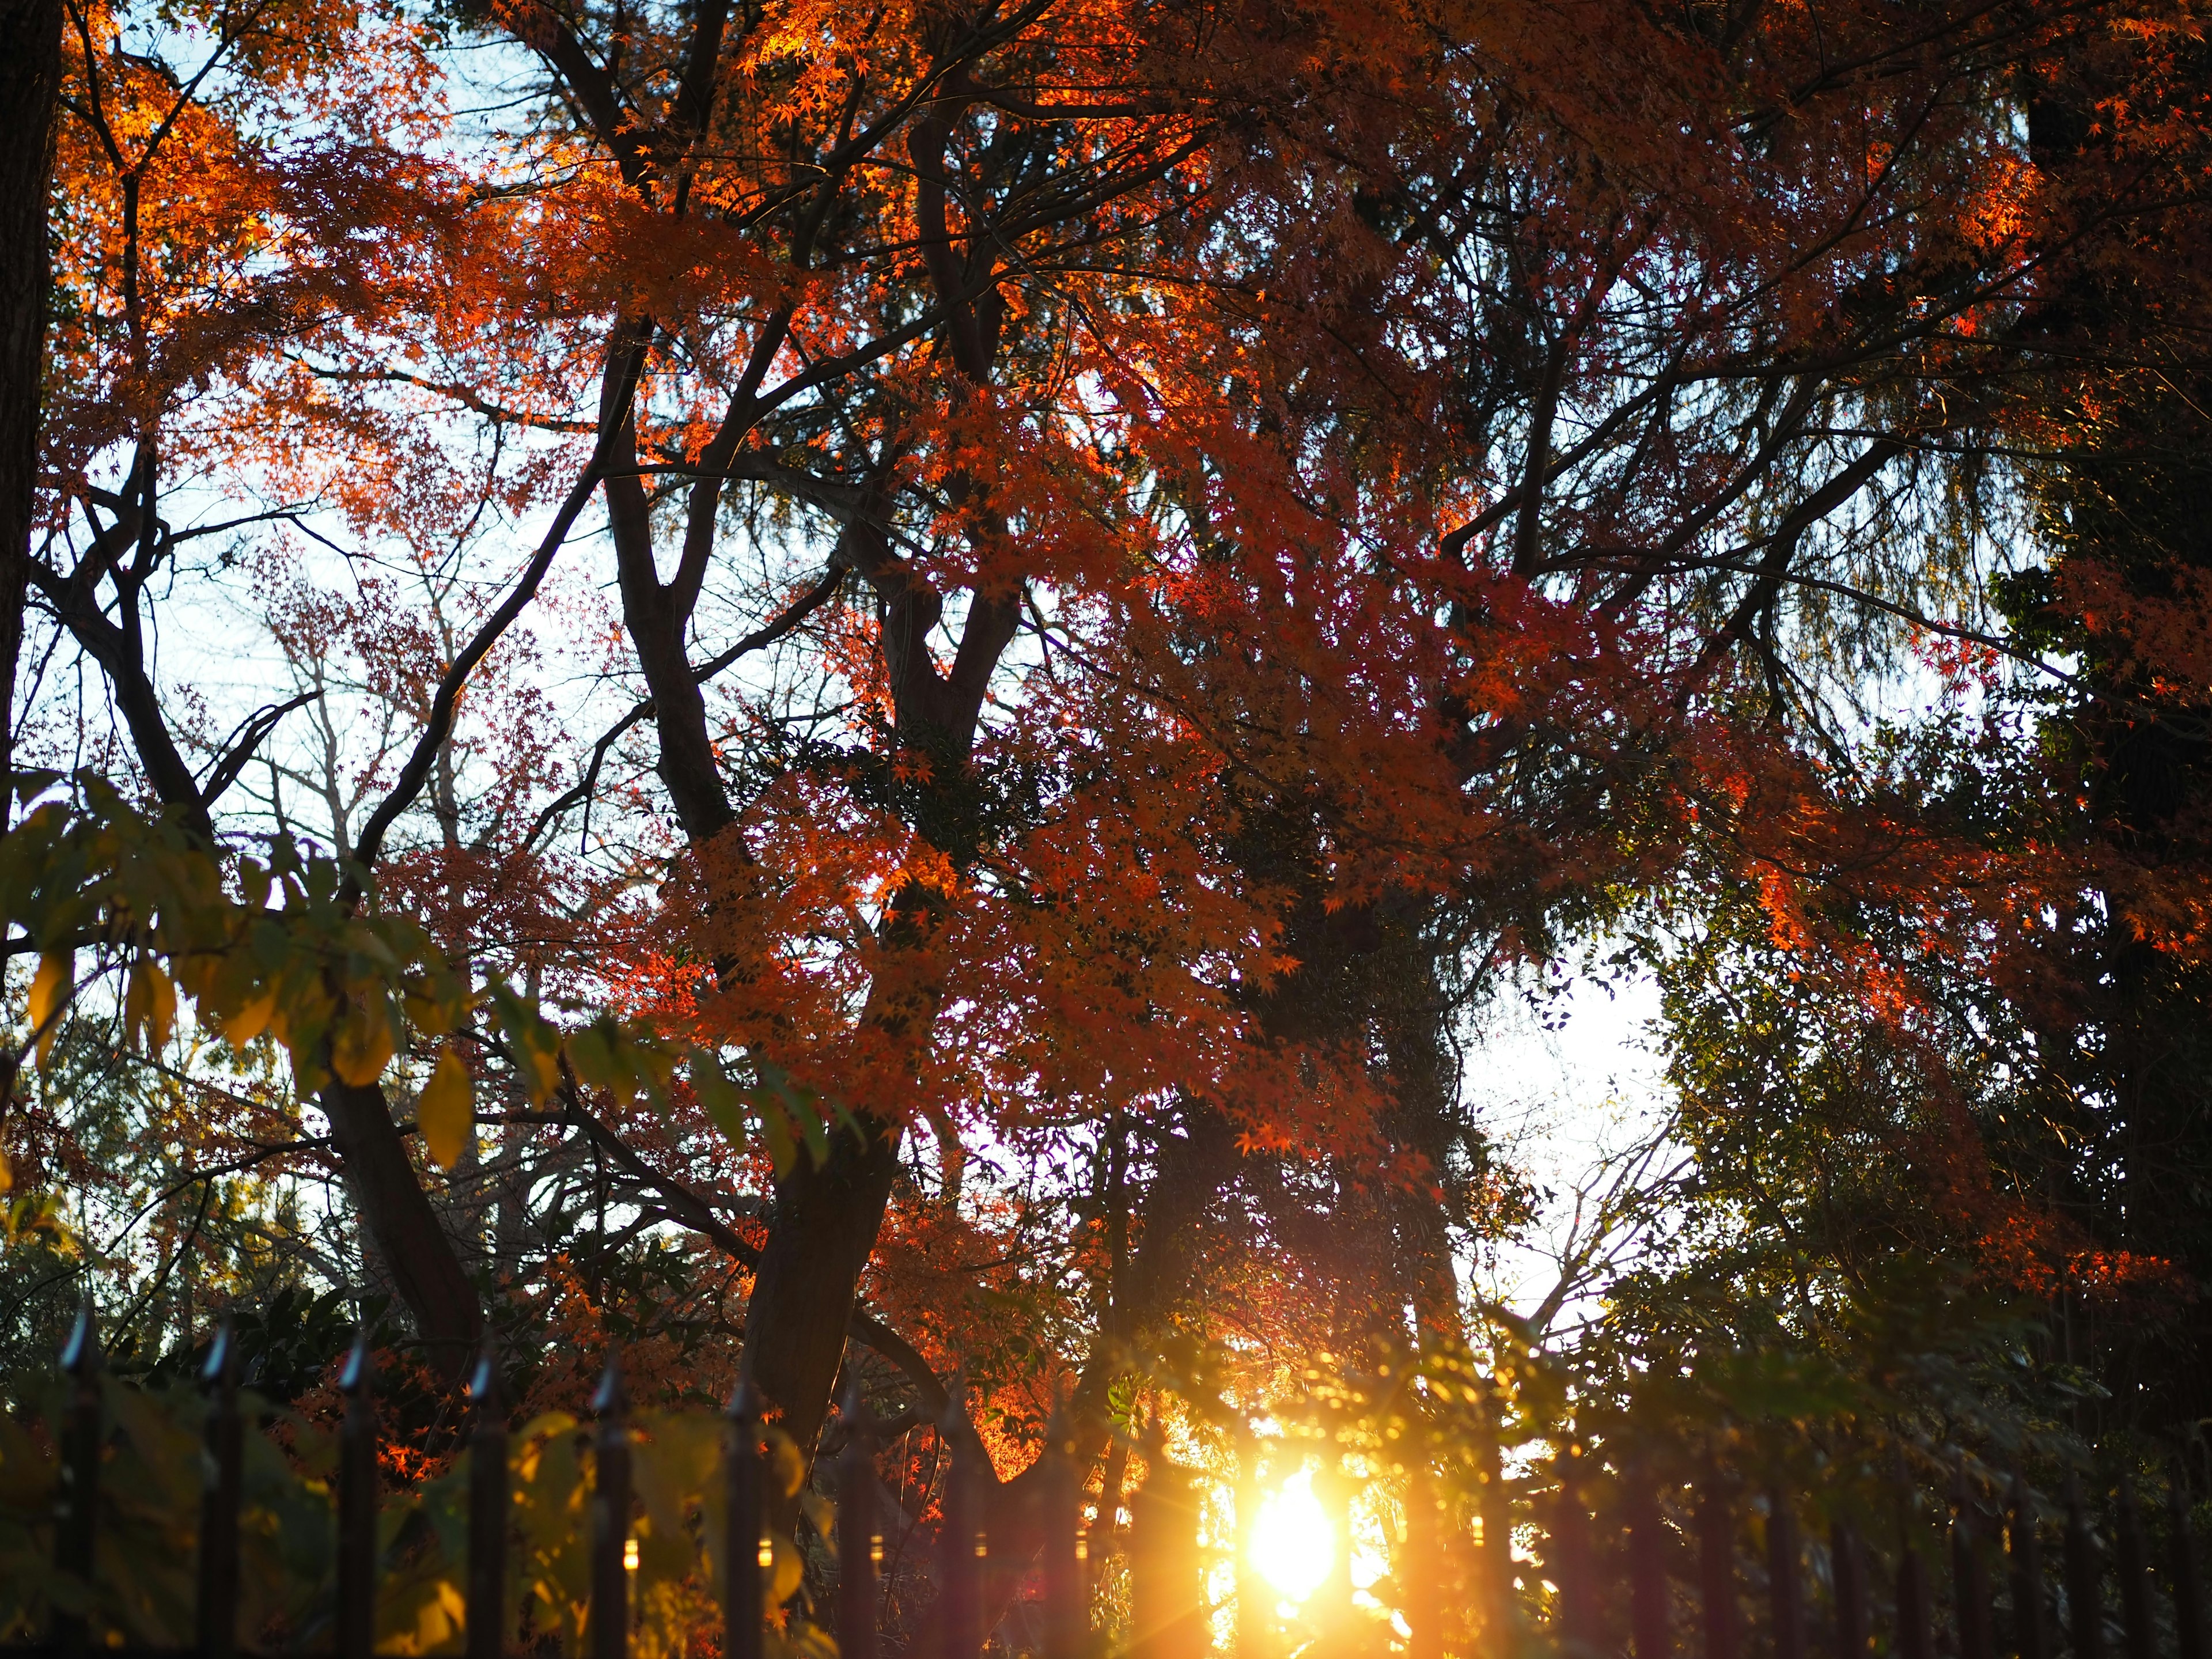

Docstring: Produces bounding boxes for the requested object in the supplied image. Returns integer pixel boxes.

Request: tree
[12,0,2212,1611]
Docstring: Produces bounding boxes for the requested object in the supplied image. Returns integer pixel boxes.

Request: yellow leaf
[418,1050,474,1171]
[690,1050,751,1147]
[760,1103,797,1179]
[519,1035,559,1105]
[0,1149,11,1194]
[27,954,69,1066]
[223,989,277,1047]
[330,999,396,1086]
[126,959,176,1053]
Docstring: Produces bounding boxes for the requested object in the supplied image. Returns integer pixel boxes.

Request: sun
[1248,1467,1336,1603]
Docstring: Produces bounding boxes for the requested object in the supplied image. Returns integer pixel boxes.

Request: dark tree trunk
[739,1124,903,1448]
[0,0,62,825]
[323,1080,483,1372]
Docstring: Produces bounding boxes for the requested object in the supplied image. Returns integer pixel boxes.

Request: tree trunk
[323,1079,483,1373]
[0,0,61,825]
[739,1122,904,1448]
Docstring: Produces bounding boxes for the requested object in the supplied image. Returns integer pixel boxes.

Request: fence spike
[1957,1464,1994,1659]
[1627,1461,1668,1659]
[1044,1401,1088,1659]
[51,1292,102,1655]
[2013,1473,2047,1659]
[466,1340,508,1659]
[1831,1519,1868,1659]
[725,1377,765,1659]
[2065,1472,2103,1659]
[197,1318,243,1659]
[2172,1461,2205,1659]
[590,1354,630,1659]
[838,1384,880,1659]
[1699,1467,1738,1659]
[1770,1487,1805,1659]
[2115,1473,2152,1659]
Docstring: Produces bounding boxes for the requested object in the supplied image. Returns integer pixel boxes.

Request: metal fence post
[1957,1466,1994,1659]
[336,1330,377,1659]
[1699,1467,1737,1659]
[725,1378,765,1659]
[52,1294,102,1656]
[1477,1374,1513,1646]
[1044,1405,1087,1659]
[2013,1474,2047,1659]
[1770,1487,1805,1659]
[1554,1441,1599,1656]
[466,1342,507,1659]
[1628,1461,1669,1659]
[2172,1463,2204,1659]
[197,1319,243,1659]
[2115,1475,2152,1659]
[1897,1472,1933,1659]
[838,1387,880,1659]
[589,1357,630,1659]
[940,1390,986,1659]
[1405,1453,1442,1659]
[1132,1426,1204,1659]
[2066,1473,2104,1659]
[1832,1519,1868,1659]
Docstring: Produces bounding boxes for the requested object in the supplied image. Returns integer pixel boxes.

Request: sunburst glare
[1248,1467,1336,1603]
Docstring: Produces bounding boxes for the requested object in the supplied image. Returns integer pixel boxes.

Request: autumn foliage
[5,0,2212,1634]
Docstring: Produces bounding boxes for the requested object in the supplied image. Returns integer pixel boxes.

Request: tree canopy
[5,0,2212,1623]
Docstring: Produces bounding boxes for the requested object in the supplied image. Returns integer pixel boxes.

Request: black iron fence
[10,1301,2209,1659]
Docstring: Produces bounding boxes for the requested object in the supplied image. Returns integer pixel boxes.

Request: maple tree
[6,0,2212,1640]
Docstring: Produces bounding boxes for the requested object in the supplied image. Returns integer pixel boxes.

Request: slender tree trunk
[323,1080,483,1371]
[0,0,62,826]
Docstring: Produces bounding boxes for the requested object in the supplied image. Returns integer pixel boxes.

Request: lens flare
[1248,1468,1335,1603]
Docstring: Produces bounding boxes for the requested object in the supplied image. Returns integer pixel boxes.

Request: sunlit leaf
[418,1049,475,1170]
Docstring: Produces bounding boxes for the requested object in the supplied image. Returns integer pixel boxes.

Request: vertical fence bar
[336,1330,377,1659]
[466,1343,508,1659]
[1131,1428,1205,1659]
[1405,1455,1442,1659]
[1478,1374,1512,1645]
[1770,1488,1805,1659]
[2115,1476,2152,1659]
[1554,1443,1599,1655]
[1898,1538,1933,1659]
[2065,1474,2103,1659]
[1234,1423,1268,1659]
[2172,1462,2205,1659]
[838,1388,879,1659]
[725,1380,764,1659]
[940,1392,984,1659]
[1043,1406,1086,1659]
[1628,1463,1668,1659]
[1832,1520,1868,1659]
[589,1357,630,1659]
[1699,1469,1737,1659]
[1957,1467,1994,1659]
[2012,1474,2047,1659]
[197,1319,243,1659]
[52,1295,101,1655]
[1897,1467,1933,1659]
